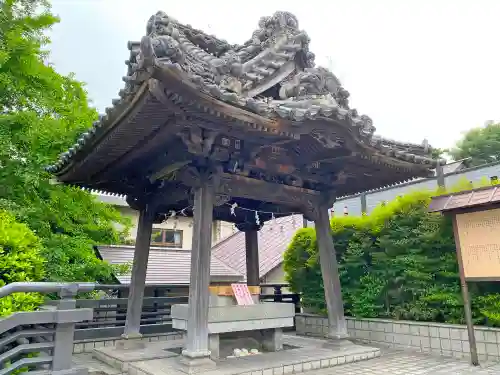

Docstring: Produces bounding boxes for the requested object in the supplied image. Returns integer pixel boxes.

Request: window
[221,137,231,146]
[151,229,183,248]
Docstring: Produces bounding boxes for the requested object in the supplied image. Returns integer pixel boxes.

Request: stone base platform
[89,334,380,375]
[92,338,184,372]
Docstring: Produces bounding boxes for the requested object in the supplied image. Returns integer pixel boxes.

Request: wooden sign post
[429,186,500,366]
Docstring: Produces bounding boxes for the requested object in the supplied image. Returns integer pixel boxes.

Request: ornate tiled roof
[47,11,443,177]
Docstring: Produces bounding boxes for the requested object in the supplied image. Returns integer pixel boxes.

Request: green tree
[431,148,445,160]
[449,122,500,166]
[0,0,131,283]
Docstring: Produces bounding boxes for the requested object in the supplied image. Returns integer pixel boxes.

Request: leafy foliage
[0,0,131,286]
[284,180,500,326]
[0,210,45,316]
[431,148,445,160]
[448,122,500,166]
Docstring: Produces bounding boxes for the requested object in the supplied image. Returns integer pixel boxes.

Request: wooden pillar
[122,205,154,339]
[182,173,215,360]
[452,216,479,366]
[245,229,260,286]
[313,199,348,339]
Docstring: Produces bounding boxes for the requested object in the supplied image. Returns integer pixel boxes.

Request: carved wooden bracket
[214,194,230,207]
[179,127,218,156]
[126,195,144,211]
[126,189,167,219]
[302,190,337,221]
[178,165,222,189]
[235,222,263,232]
[310,130,343,149]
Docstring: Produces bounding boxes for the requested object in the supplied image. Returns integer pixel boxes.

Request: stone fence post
[52,285,85,374]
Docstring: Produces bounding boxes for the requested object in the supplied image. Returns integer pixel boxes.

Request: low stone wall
[72,332,183,353]
[296,313,500,361]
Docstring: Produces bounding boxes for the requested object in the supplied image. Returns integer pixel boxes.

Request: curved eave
[151,63,441,170]
[47,62,441,182]
[48,81,151,179]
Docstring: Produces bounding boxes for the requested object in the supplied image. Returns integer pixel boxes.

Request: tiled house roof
[212,215,303,280]
[97,245,243,285]
[441,158,472,175]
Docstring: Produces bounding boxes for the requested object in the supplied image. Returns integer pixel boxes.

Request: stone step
[91,338,184,373]
[127,336,381,375]
[73,353,124,375]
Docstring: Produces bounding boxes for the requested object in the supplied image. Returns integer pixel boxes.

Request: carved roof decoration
[46,11,444,219]
[47,11,441,177]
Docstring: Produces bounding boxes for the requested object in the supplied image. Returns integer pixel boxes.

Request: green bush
[284,179,500,326]
[0,210,45,316]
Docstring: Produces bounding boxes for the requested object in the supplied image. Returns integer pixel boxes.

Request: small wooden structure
[429,185,500,366]
[48,10,440,367]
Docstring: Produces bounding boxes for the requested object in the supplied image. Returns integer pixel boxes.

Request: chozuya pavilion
[48,10,441,372]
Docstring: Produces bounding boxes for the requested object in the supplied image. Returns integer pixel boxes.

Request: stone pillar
[208,334,220,360]
[182,172,215,364]
[261,328,284,352]
[312,197,348,339]
[122,205,154,342]
[244,229,260,286]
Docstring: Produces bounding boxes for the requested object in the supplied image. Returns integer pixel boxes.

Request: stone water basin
[171,303,295,359]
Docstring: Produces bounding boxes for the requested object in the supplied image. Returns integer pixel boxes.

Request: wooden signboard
[428,186,500,367]
[455,208,500,280]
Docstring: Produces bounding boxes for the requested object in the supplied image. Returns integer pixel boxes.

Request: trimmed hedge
[284,180,500,326]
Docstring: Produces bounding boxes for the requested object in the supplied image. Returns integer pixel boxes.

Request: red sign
[231,284,255,305]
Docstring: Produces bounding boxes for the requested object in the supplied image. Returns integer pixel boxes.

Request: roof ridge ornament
[278,66,350,107]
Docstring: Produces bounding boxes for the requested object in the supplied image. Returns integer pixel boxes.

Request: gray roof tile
[212,215,303,280]
[97,245,243,285]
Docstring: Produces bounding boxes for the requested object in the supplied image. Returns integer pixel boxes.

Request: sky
[48,0,500,150]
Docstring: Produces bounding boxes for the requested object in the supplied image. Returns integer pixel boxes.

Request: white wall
[117,206,235,250]
[261,264,287,285]
[333,162,500,216]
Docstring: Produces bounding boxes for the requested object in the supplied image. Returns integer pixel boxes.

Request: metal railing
[259,283,301,314]
[66,283,299,340]
[70,295,188,341]
[0,283,94,375]
[0,282,301,372]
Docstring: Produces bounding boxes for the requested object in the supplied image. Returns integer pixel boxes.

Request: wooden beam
[249,138,298,159]
[149,161,191,183]
[217,174,320,208]
[151,183,191,207]
[308,153,358,166]
[176,167,320,211]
